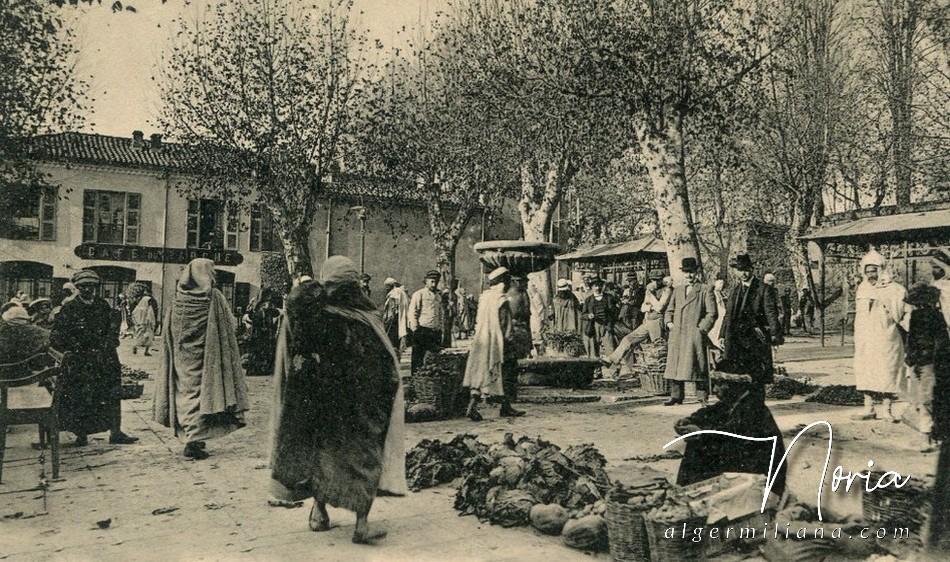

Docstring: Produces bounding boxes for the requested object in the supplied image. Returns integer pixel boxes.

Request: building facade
[0,132,519,316]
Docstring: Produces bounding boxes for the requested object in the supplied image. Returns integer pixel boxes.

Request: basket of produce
[862,470,930,535]
[644,499,705,561]
[635,339,668,396]
[412,349,468,419]
[120,382,144,400]
[605,469,669,562]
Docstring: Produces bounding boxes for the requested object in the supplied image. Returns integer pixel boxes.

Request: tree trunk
[276,223,314,281]
[519,161,564,340]
[786,191,819,302]
[636,121,703,285]
[434,239,457,348]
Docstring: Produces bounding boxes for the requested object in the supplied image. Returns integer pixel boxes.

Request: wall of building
[309,197,521,307]
[1,161,522,315]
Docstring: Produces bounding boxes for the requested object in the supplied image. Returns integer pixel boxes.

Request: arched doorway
[87,265,137,307]
[0,260,53,301]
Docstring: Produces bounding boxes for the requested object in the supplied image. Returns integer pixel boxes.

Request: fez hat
[680,257,699,273]
[488,267,510,283]
[729,254,754,272]
[424,270,441,281]
[71,269,100,286]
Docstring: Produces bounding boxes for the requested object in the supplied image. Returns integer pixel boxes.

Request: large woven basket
[606,500,653,562]
[644,515,706,561]
[862,480,930,534]
[412,349,468,419]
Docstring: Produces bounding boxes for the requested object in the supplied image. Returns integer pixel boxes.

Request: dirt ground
[0,334,936,561]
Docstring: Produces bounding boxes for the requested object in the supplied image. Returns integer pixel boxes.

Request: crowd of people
[4,248,950,553]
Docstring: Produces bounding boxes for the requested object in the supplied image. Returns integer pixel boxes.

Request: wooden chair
[0,352,61,483]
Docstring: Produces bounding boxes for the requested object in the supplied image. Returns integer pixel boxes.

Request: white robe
[387,286,411,340]
[463,285,507,396]
[854,277,907,394]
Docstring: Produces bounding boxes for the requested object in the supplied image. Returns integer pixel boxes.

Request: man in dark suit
[717,254,782,404]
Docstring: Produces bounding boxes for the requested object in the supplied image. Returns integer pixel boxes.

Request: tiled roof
[27,132,445,206]
[30,132,188,171]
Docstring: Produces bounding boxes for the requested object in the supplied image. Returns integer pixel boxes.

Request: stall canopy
[799,205,950,347]
[800,207,950,246]
[556,236,667,263]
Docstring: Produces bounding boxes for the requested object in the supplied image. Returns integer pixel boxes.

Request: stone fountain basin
[516,356,602,389]
[473,240,560,276]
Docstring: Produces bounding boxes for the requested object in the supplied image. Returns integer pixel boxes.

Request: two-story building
[0,131,519,316]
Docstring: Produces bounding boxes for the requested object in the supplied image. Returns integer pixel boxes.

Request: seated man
[673,371,787,497]
[0,304,51,364]
[601,274,670,374]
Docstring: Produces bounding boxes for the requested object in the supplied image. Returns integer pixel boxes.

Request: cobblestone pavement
[0,335,935,561]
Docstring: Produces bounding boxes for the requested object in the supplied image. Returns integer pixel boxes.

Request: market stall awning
[800,208,950,246]
[556,236,667,263]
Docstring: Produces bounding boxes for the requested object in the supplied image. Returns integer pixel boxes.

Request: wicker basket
[606,500,654,562]
[120,383,144,400]
[412,350,468,419]
[644,514,707,561]
[862,481,930,534]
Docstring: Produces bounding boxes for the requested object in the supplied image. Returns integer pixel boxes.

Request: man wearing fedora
[408,270,445,376]
[664,257,717,406]
[717,253,782,404]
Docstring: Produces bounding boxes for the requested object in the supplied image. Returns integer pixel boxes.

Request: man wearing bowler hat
[663,257,717,406]
[717,253,782,404]
[408,270,445,375]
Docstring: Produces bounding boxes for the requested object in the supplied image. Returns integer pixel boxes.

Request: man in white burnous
[852,250,908,422]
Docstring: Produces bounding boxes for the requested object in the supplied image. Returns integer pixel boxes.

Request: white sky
[66,0,445,137]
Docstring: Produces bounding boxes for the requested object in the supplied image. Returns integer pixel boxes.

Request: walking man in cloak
[51,270,138,446]
[463,267,526,421]
[663,257,716,406]
[269,256,407,544]
[553,278,581,333]
[382,277,410,350]
[408,270,444,375]
[154,259,249,459]
[852,250,908,421]
[717,254,782,404]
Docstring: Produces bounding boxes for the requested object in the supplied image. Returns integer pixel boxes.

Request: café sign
[74,243,244,266]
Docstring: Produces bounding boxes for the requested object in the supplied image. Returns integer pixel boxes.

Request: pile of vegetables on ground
[804,384,865,406]
[765,374,818,400]
[121,365,150,382]
[406,433,613,551]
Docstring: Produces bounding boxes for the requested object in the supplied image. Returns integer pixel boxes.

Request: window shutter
[226,203,239,250]
[126,193,141,244]
[186,200,199,248]
[82,190,97,242]
[40,188,57,241]
[250,207,261,252]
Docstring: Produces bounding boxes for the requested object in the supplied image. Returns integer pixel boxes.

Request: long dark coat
[664,283,717,382]
[50,297,121,435]
[718,277,782,385]
[269,283,398,514]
